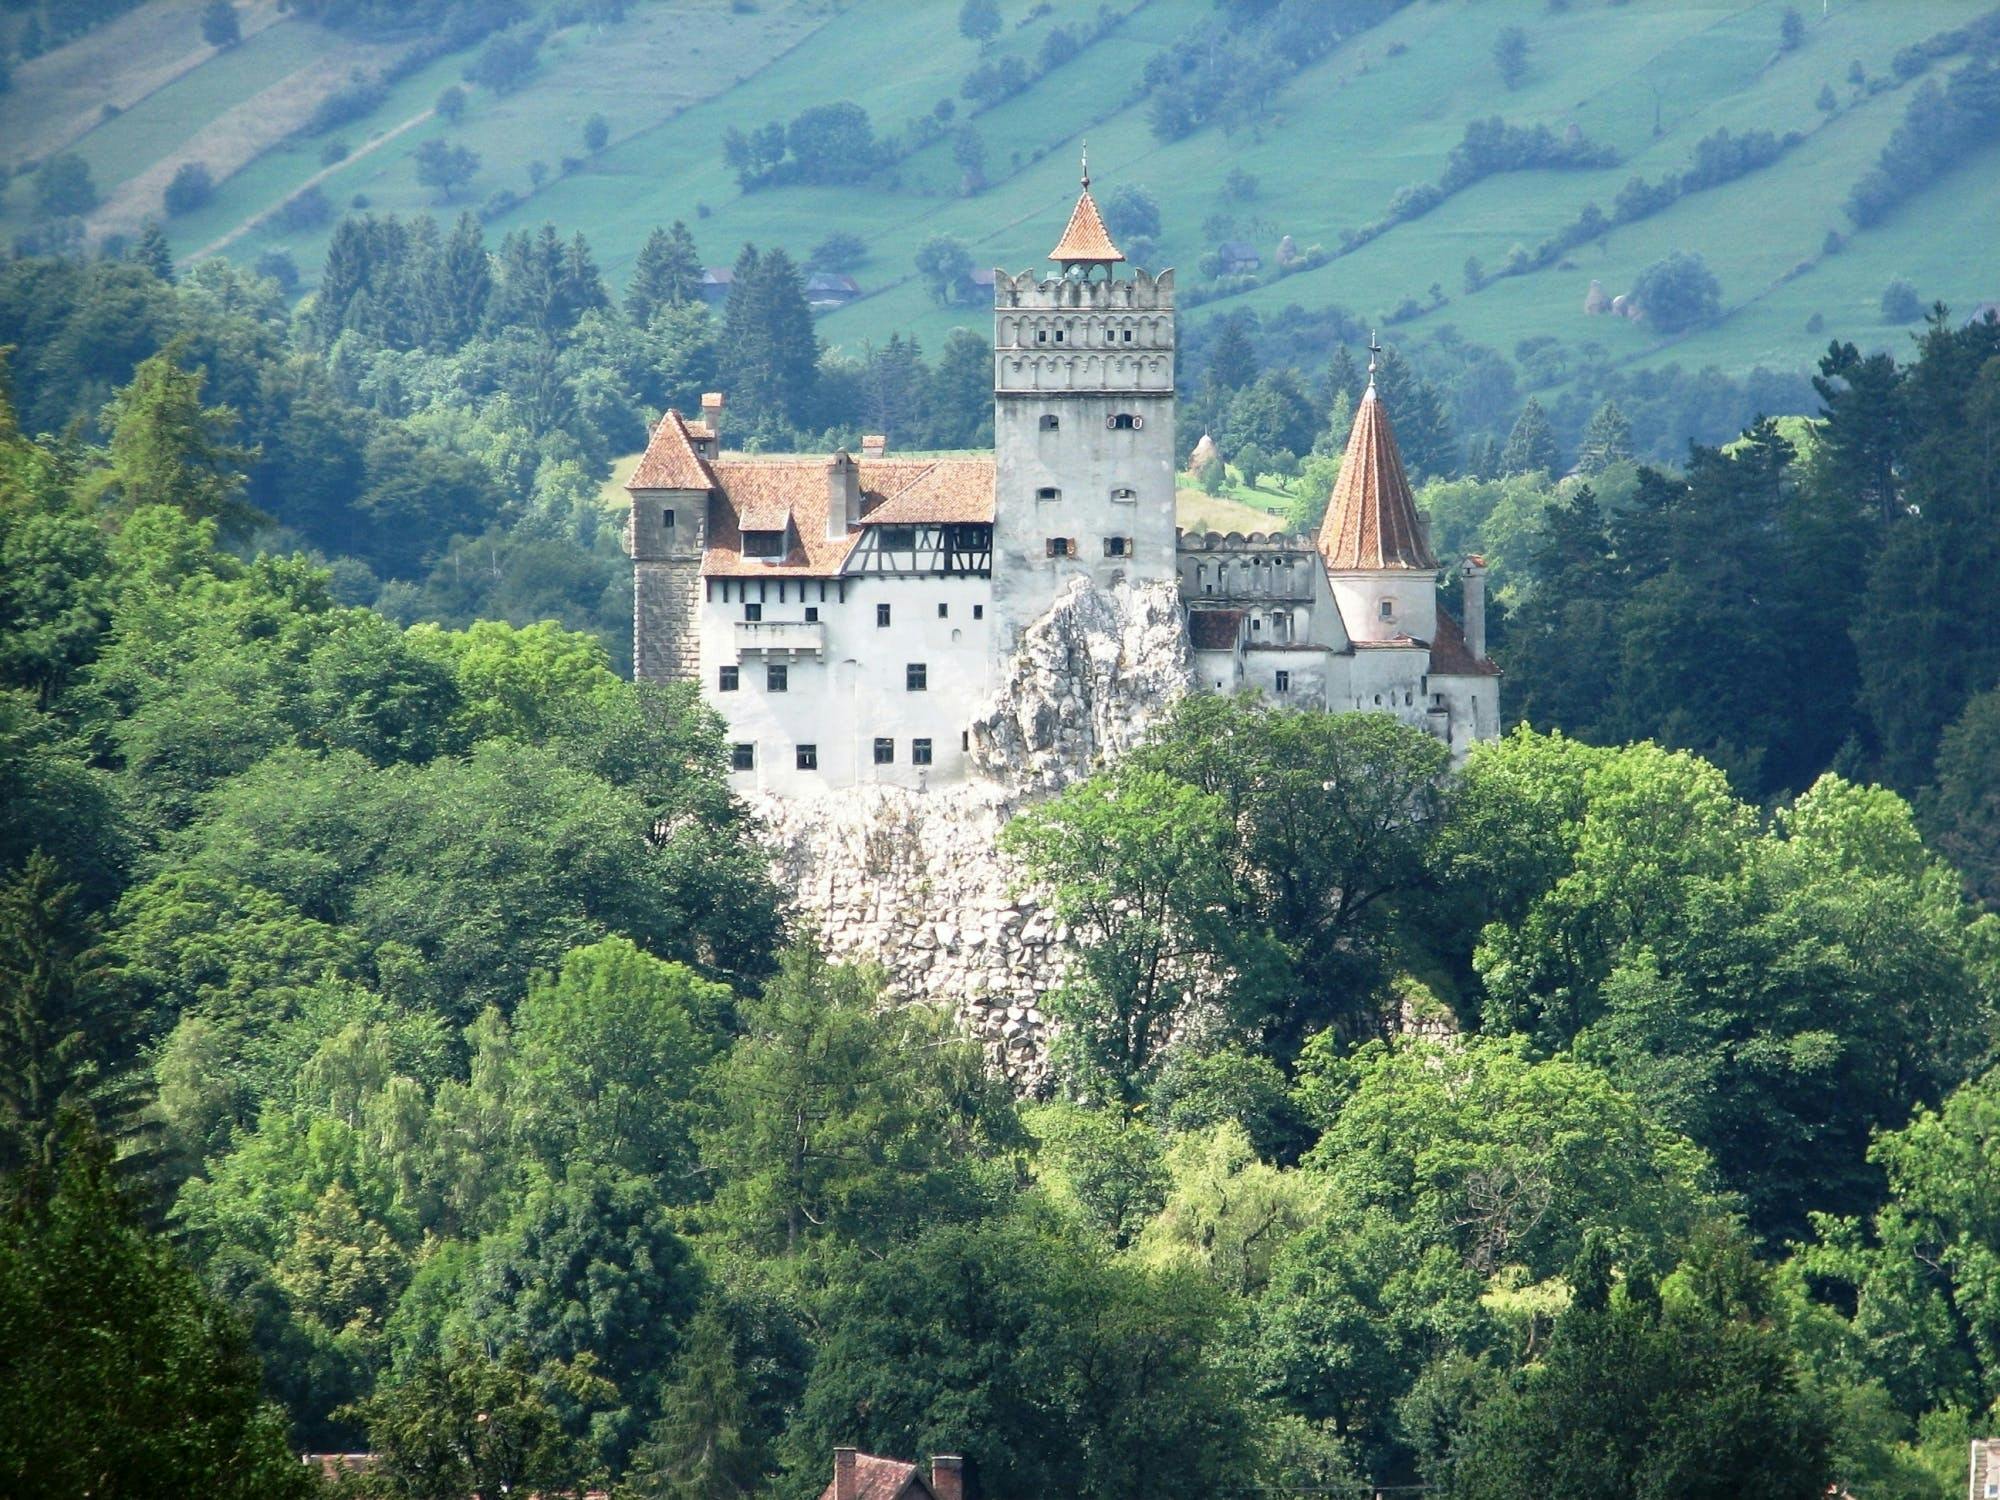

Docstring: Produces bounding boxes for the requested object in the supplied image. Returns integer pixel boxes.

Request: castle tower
[989,155,1177,656]
[1316,339,1439,645]
[628,401,719,681]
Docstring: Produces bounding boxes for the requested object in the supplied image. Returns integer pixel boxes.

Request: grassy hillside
[5,0,1996,417]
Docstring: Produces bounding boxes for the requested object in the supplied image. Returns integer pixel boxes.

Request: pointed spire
[1048,143,1124,265]
[1317,347,1438,572]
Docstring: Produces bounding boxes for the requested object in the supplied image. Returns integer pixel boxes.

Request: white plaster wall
[1331,569,1438,645]
[1432,673,1501,762]
[703,573,995,794]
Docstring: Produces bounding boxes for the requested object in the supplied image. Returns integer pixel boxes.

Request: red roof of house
[628,409,716,491]
[817,1455,937,1500]
[1049,186,1123,263]
[701,456,995,578]
[1318,382,1438,572]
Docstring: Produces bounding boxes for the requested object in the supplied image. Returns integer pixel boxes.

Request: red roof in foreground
[818,1454,937,1500]
[1318,383,1439,573]
[628,409,715,491]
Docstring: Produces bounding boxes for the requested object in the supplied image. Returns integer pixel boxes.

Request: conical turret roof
[1317,354,1438,572]
[1048,150,1123,264]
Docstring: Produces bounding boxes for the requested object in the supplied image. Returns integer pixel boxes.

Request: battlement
[993,267,1175,311]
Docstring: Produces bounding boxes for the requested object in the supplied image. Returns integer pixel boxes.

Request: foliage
[165,161,216,217]
[1630,250,1722,334]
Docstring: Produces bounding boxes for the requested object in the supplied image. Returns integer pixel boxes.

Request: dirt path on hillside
[0,0,288,170]
[186,103,436,263]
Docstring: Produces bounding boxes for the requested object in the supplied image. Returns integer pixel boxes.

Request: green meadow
[6,0,1995,400]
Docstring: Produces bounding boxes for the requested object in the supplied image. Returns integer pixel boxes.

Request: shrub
[255,249,300,291]
[436,84,467,123]
[200,0,240,47]
[273,185,332,231]
[163,161,215,217]
[304,72,386,136]
[320,139,349,167]
[1631,250,1722,333]
[33,154,98,219]
[583,113,609,152]
[1880,277,1922,324]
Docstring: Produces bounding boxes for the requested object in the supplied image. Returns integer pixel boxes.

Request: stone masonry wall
[750,579,1193,1081]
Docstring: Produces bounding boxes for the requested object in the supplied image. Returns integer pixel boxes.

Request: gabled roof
[628,410,716,491]
[817,1455,936,1500]
[1049,186,1123,264]
[701,456,995,578]
[1317,377,1438,572]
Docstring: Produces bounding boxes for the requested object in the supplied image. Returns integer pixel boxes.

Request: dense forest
[4,31,2000,1480]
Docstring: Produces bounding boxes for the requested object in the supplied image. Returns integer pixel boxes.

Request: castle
[628,170,1499,793]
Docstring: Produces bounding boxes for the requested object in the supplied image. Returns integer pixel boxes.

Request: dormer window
[743,530,783,559]
[1039,414,1060,431]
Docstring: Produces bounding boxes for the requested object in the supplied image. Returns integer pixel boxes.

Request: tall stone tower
[628,398,720,682]
[990,159,1177,657]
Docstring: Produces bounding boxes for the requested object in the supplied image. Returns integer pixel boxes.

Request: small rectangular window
[718,666,739,692]
[1037,328,1048,343]
[1122,329,1133,342]
[907,663,928,691]
[882,526,916,550]
[745,603,762,622]
[1039,414,1060,431]
[973,604,984,619]
[767,664,788,692]
[912,738,933,766]
[873,737,894,765]
[877,603,891,627]
[796,744,817,770]
[743,531,783,558]
[1104,536,1129,557]
[961,730,970,751]
[805,606,819,622]
[1046,537,1073,557]
[1036,487,1060,502]
[730,742,754,770]
[1275,671,1291,694]
[937,602,949,618]
[1111,487,1137,503]
[1379,599,1394,619]
[662,508,676,529]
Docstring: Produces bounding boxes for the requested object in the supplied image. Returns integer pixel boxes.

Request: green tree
[1780,4,1805,51]
[1927,685,2000,906]
[718,245,819,429]
[583,112,610,153]
[435,83,466,123]
[957,0,1000,45]
[1574,399,1632,474]
[1631,250,1722,333]
[423,212,491,350]
[1435,1229,1832,1499]
[0,1138,314,1498]
[701,945,1021,1261]
[33,154,97,219]
[1206,313,1258,396]
[164,160,214,217]
[914,233,972,307]
[629,1303,767,1500]
[1493,25,1529,89]
[134,220,175,282]
[1499,397,1561,477]
[626,221,703,323]
[414,138,479,203]
[93,348,259,534]
[200,0,241,46]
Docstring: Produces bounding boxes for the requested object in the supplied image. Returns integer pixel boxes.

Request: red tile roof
[701,457,995,578]
[1049,187,1123,263]
[1427,606,1501,676]
[1317,384,1438,572]
[817,1455,936,1500]
[629,410,716,491]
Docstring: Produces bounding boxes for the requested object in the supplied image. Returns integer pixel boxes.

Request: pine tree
[720,245,819,429]
[1321,343,1363,414]
[1500,397,1562,477]
[0,857,152,1190]
[427,212,492,351]
[1575,399,1633,474]
[93,347,259,534]
[629,1306,766,1500]
[1206,314,1258,396]
[564,230,610,321]
[492,224,571,338]
[1406,379,1462,480]
[626,221,703,323]
[132,221,174,283]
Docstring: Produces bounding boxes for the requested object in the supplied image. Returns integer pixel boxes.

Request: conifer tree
[630,1305,767,1500]
[1576,398,1633,474]
[93,347,258,533]
[1206,314,1258,396]
[427,212,492,351]
[626,222,703,323]
[1321,343,1363,414]
[1500,397,1561,477]
[133,220,174,283]
[720,245,819,429]
[564,230,610,321]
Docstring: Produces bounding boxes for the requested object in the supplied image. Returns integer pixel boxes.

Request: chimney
[701,391,725,443]
[827,451,861,540]
[930,1456,963,1500]
[833,1448,858,1500]
[1461,555,1488,660]
[861,434,888,460]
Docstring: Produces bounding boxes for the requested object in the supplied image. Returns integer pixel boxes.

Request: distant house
[1217,240,1262,274]
[807,272,862,308]
[820,1448,963,1500]
[699,266,734,304]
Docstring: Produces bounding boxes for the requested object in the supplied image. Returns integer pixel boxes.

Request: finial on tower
[1366,331,1381,395]
[1080,141,1090,191]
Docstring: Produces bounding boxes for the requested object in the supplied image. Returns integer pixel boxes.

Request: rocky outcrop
[969,577,1193,795]
[751,578,1194,1083]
